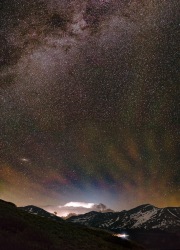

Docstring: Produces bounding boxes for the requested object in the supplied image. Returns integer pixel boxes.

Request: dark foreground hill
[0,199,144,250]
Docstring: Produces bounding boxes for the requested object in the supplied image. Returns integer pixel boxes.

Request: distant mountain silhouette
[19,205,63,222]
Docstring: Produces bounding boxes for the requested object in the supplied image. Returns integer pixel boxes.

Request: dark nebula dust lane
[0,0,179,211]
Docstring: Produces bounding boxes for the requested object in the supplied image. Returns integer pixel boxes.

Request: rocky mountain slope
[68,204,180,232]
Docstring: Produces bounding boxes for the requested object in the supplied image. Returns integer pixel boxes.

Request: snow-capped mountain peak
[68,204,180,232]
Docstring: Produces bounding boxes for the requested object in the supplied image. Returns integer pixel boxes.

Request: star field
[0,0,179,211]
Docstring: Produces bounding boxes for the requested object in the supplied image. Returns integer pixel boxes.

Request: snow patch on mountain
[131,208,158,228]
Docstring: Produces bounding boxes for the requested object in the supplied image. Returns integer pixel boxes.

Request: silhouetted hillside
[0,199,144,250]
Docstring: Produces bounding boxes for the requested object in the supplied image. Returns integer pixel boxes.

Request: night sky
[0,0,179,213]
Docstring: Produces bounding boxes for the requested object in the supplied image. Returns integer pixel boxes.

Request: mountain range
[67,204,180,249]
[20,203,180,233]
[0,199,143,250]
[20,202,180,249]
[1,199,180,249]
[67,204,180,232]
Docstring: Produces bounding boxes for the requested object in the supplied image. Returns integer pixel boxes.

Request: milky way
[0,0,179,210]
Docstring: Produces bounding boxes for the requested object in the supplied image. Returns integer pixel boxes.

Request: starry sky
[0,0,179,212]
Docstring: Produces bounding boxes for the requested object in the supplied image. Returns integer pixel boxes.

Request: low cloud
[44,202,113,217]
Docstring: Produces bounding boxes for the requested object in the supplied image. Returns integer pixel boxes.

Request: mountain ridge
[19,205,63,222]
[67,204,180,232]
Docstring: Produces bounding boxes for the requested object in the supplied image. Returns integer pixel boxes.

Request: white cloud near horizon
[63,202,95,208]
[44,202,113,217]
